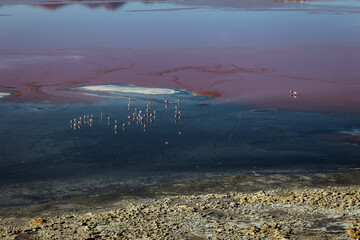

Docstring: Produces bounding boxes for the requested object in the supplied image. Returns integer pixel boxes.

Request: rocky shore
[1,171,360,239]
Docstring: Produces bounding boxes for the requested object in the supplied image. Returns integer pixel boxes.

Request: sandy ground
[1,171,360,239]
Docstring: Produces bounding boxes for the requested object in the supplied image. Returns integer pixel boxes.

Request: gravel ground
[1,171,360,239]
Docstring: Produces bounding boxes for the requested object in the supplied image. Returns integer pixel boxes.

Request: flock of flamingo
[289,90,298,99]
[69,90,297,132]
[69,98,183,133]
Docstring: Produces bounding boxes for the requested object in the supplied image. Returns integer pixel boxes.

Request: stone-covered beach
[1,171,360,239]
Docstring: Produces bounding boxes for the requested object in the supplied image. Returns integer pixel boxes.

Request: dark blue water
[1,89,359,187]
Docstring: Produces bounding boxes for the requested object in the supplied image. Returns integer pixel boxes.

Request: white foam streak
[0,92,11,98]
[77,85,179,95]
[339,129,360,136]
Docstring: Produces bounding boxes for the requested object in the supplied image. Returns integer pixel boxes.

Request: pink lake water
[0,0,359,113]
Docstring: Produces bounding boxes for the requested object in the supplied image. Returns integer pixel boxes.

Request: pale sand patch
[77,85,180,95]
[0,92,11,98]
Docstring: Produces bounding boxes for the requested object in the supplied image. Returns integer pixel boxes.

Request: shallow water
[0,0,360,207]
[0,87,360,207]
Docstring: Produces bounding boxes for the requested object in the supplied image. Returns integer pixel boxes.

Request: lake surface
[0,0,360,207]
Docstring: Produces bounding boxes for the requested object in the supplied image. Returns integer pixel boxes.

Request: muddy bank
[1,171,360,239]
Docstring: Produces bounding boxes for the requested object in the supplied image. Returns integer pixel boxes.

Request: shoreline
[1,171,360,239]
